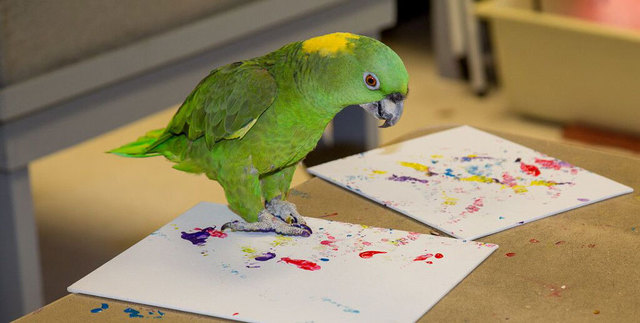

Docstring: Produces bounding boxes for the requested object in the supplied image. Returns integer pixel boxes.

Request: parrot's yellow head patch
[302,32,360,56]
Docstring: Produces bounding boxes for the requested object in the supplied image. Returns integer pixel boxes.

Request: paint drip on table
[308,126,633,239]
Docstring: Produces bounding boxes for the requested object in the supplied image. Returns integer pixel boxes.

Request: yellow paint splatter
[270,236,293,247]
[460,175,495,184]
[530,180,558,187]
[431,154,443,158]
[301,32,360,56]
[241,246,256,254]
[512,185,528,194]
[371,170,387,175]
[442,191,459,206]
[399,161,431,173]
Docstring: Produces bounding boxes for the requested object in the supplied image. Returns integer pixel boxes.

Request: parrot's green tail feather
[108,128,167,158]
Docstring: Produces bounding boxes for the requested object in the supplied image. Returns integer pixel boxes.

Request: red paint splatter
[529,238,540,243]
[520,163,541,176]
[435,253,444,259]
[505,252,516,257]
[554,240,566,246]
[233,313,239,316]
[206,228,228,238]
[414,254,433,261]
[359,251,387,259]
[320,240,334,245]
[425,261,433,264]
[280,257,321,271]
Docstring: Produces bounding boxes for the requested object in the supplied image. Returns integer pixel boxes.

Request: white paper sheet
[308,126,633,240]
[69,202,498,322]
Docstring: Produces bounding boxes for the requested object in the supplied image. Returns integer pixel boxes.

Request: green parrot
[110,32,408,236]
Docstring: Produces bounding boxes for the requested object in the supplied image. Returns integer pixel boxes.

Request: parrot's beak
[360,92,405,128]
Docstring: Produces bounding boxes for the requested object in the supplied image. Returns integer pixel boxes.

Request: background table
[17,128,640,322]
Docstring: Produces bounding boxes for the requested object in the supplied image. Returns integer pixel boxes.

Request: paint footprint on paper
[181,226,227,246]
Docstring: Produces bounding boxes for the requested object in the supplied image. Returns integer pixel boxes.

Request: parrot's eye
[363,72,380,90]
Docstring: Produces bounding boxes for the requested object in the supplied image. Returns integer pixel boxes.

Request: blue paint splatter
[498,216,505,220]
[91,303,109,313]
[124,308,144,318]
[123,308,165,319]
[444,168,456,178]
[322,297,360,313]
[387,174,428,184]
[320,258,330,262]
[255,252,276,261]
[466,165,480,176]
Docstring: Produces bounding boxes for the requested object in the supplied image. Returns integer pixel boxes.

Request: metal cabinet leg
[333,105,379,152]
[0,167,44,321]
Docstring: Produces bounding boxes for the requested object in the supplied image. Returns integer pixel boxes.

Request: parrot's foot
[266,198,307,226]
[221,210,312,237]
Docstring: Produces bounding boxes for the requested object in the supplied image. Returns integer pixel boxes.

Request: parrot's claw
[221,210,312,237]
[266,198,308,226]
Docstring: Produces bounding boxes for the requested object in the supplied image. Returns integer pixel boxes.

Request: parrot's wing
[164,61,277,149]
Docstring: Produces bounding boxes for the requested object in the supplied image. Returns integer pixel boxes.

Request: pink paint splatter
[320,233,338,250]
[534,158,571,170]
[280,257,321,271]
[465,198,484,213]
[520,163,541,176]
[359,251,387,259]
[501,172,517,187]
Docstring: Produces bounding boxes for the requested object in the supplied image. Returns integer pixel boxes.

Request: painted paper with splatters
[68,202,498,323]
[308,126,633,240]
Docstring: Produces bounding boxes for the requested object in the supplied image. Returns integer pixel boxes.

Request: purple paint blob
[181,226,227,245]
[255,252,276,261]
[387,174,428,184]
[577,198,590,202]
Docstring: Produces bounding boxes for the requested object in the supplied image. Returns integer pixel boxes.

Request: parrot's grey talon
[292,223,313,235]
[266,199,307,226]
[222,210,311,237]
[221,221,239,231]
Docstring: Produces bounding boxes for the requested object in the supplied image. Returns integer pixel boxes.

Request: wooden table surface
[17,128,640,322]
